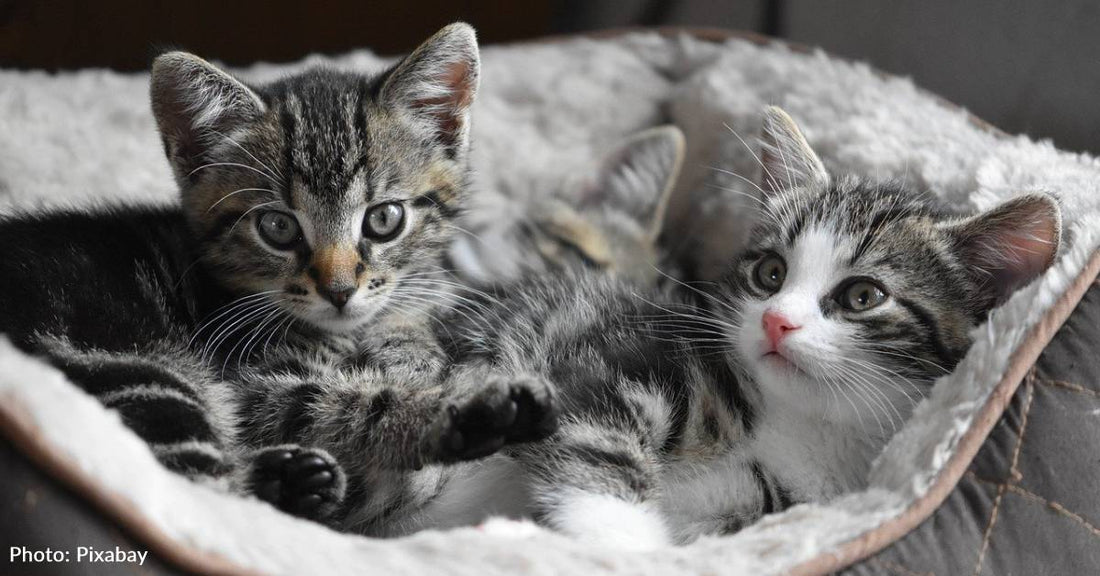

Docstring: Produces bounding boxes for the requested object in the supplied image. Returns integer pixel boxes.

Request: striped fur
[373,107,1061,546]
[0,24,558,525]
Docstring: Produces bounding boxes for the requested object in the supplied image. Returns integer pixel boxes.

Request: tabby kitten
[405,107,1061,547]
[0,23,555,524]
[324,125,685,534]
[450,125,685,285]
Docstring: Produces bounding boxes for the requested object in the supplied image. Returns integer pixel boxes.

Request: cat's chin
[748,355,829,412]
[299,304,383,334]
[754,352,810,381]
[312,313,374,334]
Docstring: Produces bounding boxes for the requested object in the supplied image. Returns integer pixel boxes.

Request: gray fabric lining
[843,281,1100,575]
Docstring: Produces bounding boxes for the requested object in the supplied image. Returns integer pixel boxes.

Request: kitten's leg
[233,365,559,526]
[512,380,675,549]
[240,445,347,523]
[35,337,236,483]
[34,337,348,522]
[428,367,560,459]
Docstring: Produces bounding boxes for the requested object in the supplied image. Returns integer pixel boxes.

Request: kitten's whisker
[394,290,491,334]
[204,300,276,364]
[386,298,448,334]
[226,298,285,367]
[861,344,949,375]
[400,268,466,279]
[771,130,797,192]
[722,122,784,194]
[202,299,278,365]
[235,304,286,374]
[261,311,294,363]
[629,292,742,335]
[705,183,783,228]
[844,358,915,428]
[228,201,283,235]
[810,356,866,431]
[443,223,490,247]
[190,291,281,349]
[207,188,279,212]
[394,285,495,320]
[172,258,204,291]
[397,279,500,307]
[647,267,741,316]
[830,361,899,434]
[187,162,279,182]
[211,130,284,182]
[402,277,499,302]
[706,168,783,227]
[840,355,923,410]
[836,368,886,435]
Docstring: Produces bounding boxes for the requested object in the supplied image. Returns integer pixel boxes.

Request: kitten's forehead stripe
[278,104,298,210]
[265,70,382,206]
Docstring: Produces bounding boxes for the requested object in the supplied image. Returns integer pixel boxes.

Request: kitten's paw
[426,376,560,463]
[250,445,346,522]
[504,376,560,443]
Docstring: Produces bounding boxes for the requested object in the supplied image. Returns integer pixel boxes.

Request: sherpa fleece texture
[1,31,1099,575]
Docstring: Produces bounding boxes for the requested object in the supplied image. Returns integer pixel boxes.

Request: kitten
[325,125,685,534]
[0,23,555,525]
[450,125,685,285]
[403,107,1060,547]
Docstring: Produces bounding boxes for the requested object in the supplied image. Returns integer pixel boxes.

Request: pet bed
[1,28,1099,575]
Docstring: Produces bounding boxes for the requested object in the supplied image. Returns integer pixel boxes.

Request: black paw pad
[251,446,345,522]
[428,377,559,464]
[506,382,559,442]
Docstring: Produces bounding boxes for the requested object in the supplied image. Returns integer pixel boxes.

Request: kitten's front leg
[425,370,560,463]
[232,364,558,527]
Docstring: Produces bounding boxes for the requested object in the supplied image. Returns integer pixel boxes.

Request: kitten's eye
[256,210,302,250]
[838,279,889,312]
[363,203,405,240]
[753,255,786,292]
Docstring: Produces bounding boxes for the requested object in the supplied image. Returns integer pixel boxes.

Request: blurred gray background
[3,0,1095,153]
[557,0,1100,155]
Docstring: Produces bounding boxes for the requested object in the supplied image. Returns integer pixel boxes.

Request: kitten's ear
[758,106,828,195]
[380,22,480,157]
[150,52,266,181]
[569,126,686,239]
[944,194,1062,305]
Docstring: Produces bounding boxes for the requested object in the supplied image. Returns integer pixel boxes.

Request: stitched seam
[1040,379,1100,398]
[1001,483,1100,540]
[1008,375,1036,480]
[968,472,1100,541]
[971,483,1007,576]
[971,375,1035,576]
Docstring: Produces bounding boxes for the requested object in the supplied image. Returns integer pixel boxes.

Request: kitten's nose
[319,285,356,310]
[309,244,361,310]
[762,310,800,350]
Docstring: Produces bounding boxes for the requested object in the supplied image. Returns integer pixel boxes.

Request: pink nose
[762,310,800,350]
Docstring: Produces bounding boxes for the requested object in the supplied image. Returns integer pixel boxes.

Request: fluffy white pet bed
[2,29,1099,575]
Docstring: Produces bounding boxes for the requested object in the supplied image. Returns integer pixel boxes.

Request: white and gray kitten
[394,107,1061,547]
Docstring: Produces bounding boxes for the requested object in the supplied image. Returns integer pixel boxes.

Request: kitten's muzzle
[762,309,800,352]
[318,285,356,309]
[309,244,363,310]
